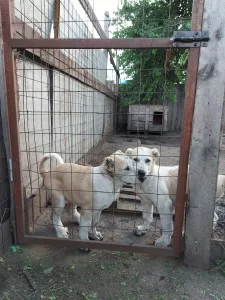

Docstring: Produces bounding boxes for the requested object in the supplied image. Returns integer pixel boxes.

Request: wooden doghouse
[127,104,168,133]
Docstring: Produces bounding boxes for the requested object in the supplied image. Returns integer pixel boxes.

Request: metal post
[0,0,25,243]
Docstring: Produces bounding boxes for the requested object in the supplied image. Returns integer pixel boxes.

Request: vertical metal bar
[173,0,205,257]
[0,0,24,243]
[49,66,54,151]
[48,1,56,151]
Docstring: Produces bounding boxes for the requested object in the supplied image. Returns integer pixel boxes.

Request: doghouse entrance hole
[153,112,163,125]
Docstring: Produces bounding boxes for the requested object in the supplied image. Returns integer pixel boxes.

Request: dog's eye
[124,166,130,171]
[133,158,139,162]
[145,159,151,163]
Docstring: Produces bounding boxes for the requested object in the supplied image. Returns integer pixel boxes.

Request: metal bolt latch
[171,31,210,48]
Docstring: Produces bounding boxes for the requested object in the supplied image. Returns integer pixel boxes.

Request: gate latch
[171,31,209,48]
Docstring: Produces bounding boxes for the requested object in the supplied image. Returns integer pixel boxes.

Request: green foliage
[112,0,192,106]
[82,292,98,300]
[215,260,225,276]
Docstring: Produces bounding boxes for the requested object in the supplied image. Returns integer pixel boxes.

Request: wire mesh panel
[0,0,212,255]
[215,102,225,241]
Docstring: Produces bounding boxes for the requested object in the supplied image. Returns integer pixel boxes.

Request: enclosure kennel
[0,0,218,260]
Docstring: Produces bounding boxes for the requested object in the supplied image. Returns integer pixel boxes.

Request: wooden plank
[117,199,142,212]
[53,0,60,38]
[13,18,116,100]
[120,187,138,195]
[23,235,174,256]
[173,0,204,258]
[78,0,119,78]
[119,193,141,202]
[185,0,225,269]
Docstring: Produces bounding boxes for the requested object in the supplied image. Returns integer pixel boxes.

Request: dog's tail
[39,153,64,179]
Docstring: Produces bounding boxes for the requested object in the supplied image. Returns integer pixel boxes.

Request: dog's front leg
[78,210,93,253]
[155,197,173,247]
[79,210,92,241]
[88,210,104,241]
[135,196,154,236]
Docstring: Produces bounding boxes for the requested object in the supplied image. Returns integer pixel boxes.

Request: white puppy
[125,147,223,247]
[39,151,139,243]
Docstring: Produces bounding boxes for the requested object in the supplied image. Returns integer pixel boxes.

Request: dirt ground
[1,245,225,300]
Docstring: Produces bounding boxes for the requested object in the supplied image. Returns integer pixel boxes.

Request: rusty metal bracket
[171,31,209,48]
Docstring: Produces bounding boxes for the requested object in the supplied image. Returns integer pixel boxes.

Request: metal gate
[0,0,204,257]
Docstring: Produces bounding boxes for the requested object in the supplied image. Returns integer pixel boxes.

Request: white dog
[39,151,139,243]
[125,147,223,247]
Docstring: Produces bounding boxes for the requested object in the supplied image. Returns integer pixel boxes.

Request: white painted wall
[15,0,116,196]
[15,0,54,37]
[17,59,51,195]
[59,0,108,84]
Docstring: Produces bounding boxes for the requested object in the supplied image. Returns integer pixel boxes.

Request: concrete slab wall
[15,0,116,198]
[17,59,115,197]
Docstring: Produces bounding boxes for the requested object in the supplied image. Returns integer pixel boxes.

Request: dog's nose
[138,170,146,176]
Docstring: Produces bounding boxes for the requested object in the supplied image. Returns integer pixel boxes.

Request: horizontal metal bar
[10,38,173,49]
[23,235,174,256]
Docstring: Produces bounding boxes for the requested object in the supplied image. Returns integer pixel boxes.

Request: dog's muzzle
[138,176,147,183]
[138,170,146,183]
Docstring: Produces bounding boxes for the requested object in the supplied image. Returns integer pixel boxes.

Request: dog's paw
[58,227,69,239]
[135,226,148,236]
[96,231,104,241]
[79,248,91,253]
[88,231,104,241]
[154,236,170,248]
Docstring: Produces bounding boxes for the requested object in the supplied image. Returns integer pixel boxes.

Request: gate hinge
[170,31,209,48]
[9,159,13,182]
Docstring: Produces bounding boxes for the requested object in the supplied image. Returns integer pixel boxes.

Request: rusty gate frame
[0,0,204,257]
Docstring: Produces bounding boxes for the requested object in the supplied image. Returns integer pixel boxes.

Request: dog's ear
[114,150,124,155]
[151,148,160,158]
[125,148,133,157]
[104,156,115,172]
